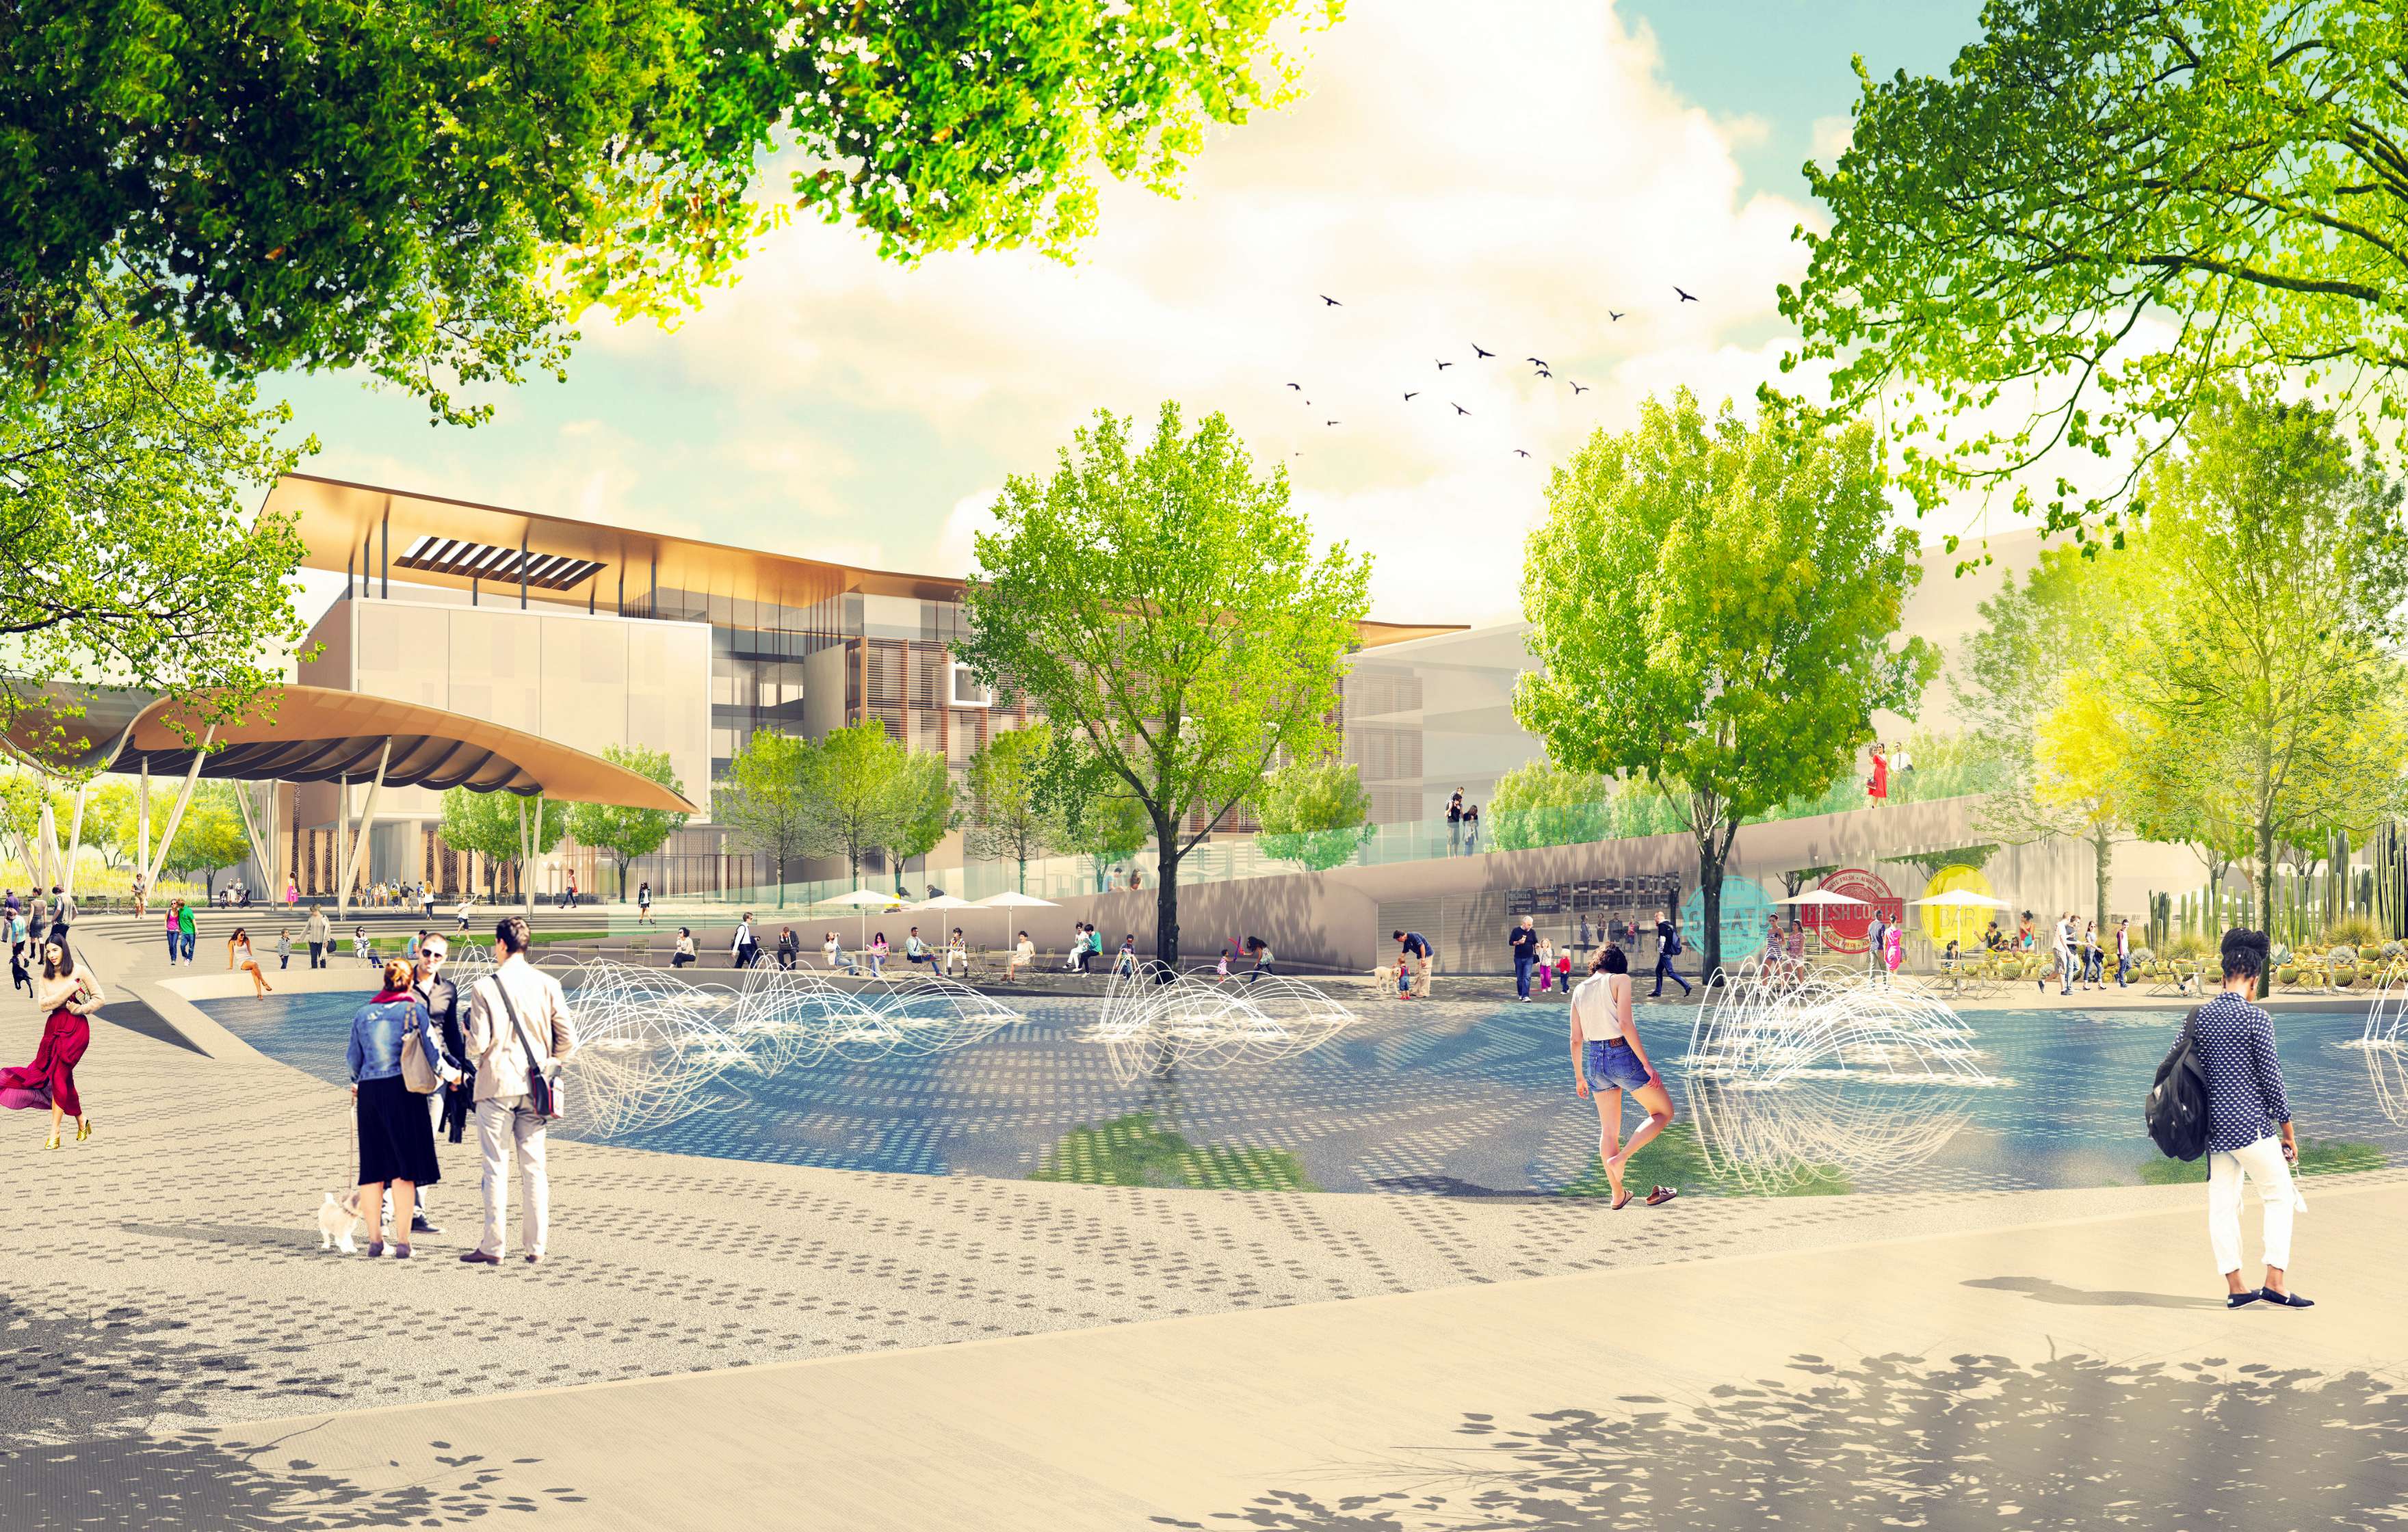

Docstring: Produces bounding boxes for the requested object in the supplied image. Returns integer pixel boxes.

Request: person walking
[455,893,474,932]
[1650,910,1690,999]
[274,928,293,970]
[730,912,759,970]
[131,871,148,919]
[2054,912,2077,996]
[174,898,196,966]
[637,881,654,925]
[1,938,101,1148]
[1866,743,1890,804]
[2115,917,2133,989]
[1883,920,1905,987]
[1235,935,1274,984]
[460,918,576,1265]
[305,903,330,968]
[226,927,274,997]
[6,906,29,997]
[2188,928,2310,1309]
[344,965,439,1258]
[161,901,182,967]
[1392,929,1433,1000]
[1510,915,1539,1003]
[1569,947,1678,1211]
[409,934,468,1237]
[1866,908,1888,988]
[52,886,77,936]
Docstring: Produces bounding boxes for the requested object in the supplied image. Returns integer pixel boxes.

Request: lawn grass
[1557,1119,1851,1199]
[1030,1112,1320,1193]
[2136,1137,2387,1185]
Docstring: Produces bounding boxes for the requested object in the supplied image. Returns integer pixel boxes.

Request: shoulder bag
[398,1003,441,1095]
[486,975,565,1120]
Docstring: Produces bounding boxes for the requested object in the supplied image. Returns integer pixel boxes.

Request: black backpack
[2146,1007,2211,1162]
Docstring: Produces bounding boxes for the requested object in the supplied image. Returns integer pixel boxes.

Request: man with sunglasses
[404,934,471,1237]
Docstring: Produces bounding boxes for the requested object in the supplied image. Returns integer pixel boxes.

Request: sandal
[1610,1190,1633,1211]
[1645,1186,1679,1206]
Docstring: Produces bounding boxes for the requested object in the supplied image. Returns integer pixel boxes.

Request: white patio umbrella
[816,887,905,953]
[974,890,1058,959]
[907,893,979,954]
[1771,888,1867,906]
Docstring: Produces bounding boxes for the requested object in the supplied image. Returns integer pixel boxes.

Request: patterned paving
[1,922,2399,1455]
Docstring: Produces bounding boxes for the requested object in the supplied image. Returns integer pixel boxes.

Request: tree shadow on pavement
[1157,1351,2408,1529]
[0,1297,343,1446]
[0,1429,581,1529]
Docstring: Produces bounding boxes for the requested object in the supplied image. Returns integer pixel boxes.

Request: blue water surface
[200,988,2400,1198]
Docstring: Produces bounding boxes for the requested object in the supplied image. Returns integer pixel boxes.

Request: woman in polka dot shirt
[2190,927,2309,1310]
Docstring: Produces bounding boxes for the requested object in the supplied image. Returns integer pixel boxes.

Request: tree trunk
[1694,816,1737,986]
[774,853,787,909]
[2091,826,2112,933]
[1154,814,1181,970]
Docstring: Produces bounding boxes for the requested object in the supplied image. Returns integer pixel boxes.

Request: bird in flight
[1609,310,1625,321]
[1435,358,1453,370]
[1452,402,1471,416]
[1404,391,1419,401]
[1326,419,1341,426]
[1515,449,1532,458]
[1320,293,1343,306]
[1527,356,1548,368]
[1675,287,1699,302]
[1471,343,1495,358]
[1286,382,1301,391]
[1569,382,1590,395]
[1534,365,1553,378]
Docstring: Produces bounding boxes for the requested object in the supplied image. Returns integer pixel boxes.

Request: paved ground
[5,914,2402,1527]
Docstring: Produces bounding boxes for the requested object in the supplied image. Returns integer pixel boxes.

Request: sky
[271,1,1988,627]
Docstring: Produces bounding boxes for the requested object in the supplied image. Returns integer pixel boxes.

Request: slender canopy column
[142,726,216,892]
[60,780,88,901]
[337,740,392,923]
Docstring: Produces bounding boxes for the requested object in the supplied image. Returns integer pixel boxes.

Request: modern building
[265,474,1465,897]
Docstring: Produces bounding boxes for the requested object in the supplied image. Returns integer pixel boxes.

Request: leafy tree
[2025,670,2141,932]
[1253,754,1373,873]
[960,403,1372,966]
[2125,391,2408,925]
[1515,391,1937,984]
[879,748,957,897]
[1032,735,1153,893]
[157,784,251,897]
[1783,1,2408,536]
[804,719,906,890]
[718,731,815,907]
[1487,758,1614,851]
[964,724,1056,895]
[566,745,691,901]
[2,279,311,740]
[5,1,1335,420]
[439,788,567,902]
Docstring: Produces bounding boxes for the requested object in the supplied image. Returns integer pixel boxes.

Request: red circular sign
[1805,868,1902,955]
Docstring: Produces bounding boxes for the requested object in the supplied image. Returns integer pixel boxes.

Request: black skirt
[356,1074,441,1186]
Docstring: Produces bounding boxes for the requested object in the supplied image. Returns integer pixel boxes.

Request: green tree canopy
[439,788,566,901]
[2123,390,2408,923]
[2,279,311,740]
[1032,732,1154,892]
[964,724,1056,895]
[1487,758,1614,851]
[1253,754,1373,872]
[960,403,1372,964]
[157,783,250,895]
[1784,0,2408,534]
[718,730,816,907]
[804,719,907,889]
[5,1,1335,420]
[566,745,692,901]
[1515,391,1937,982]
[877,746,957,897]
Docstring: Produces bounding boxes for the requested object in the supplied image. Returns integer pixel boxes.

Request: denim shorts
[1585,1038,1651,1092]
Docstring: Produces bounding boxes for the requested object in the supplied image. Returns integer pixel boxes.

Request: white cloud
[1810,113,1855,160]
[329,1,1830,627]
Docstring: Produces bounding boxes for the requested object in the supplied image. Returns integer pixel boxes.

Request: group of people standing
[343,916,577,1263]
[1444,791,1483,856]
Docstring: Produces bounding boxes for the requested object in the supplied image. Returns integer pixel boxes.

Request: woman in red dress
[3,937,101,1148]
[1866,743,1891,804]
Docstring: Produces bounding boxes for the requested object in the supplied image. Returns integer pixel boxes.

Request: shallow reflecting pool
[200,991,2398,1198]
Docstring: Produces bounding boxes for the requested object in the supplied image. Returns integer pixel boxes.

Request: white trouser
[2208,1135,2303,1275]
[475,1096,551,1257]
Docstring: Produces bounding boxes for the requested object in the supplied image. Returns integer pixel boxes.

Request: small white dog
[317,1191,362,1253]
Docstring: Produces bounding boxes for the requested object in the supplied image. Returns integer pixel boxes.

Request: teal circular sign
[1679,875,1775,964]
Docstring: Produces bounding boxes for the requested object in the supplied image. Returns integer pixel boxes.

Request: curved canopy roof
[1,684,696,813]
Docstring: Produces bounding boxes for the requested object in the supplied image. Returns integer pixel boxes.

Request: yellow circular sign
[1920,864,1998,951]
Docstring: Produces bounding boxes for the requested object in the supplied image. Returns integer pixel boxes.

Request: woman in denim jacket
[346,960,443,1258]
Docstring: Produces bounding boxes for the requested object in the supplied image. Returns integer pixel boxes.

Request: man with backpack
[2158,928,2309,1310]
[1650,909,1690,999]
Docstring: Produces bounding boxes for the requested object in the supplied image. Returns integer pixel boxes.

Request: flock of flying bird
[1285,286,1701,462]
